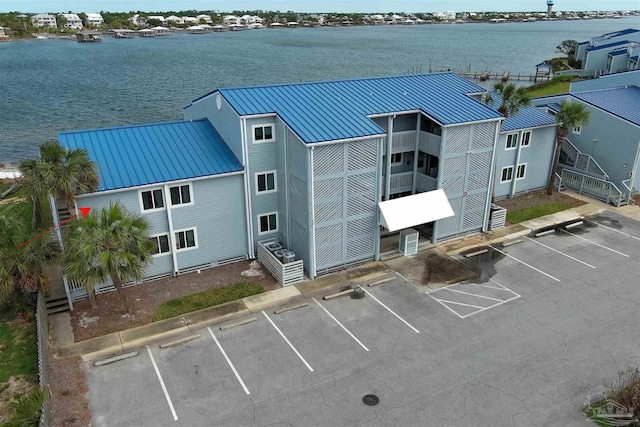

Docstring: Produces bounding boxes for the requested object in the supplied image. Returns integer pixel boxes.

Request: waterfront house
[147,16,166,24]
[31,14,57,28]
[85,13,104,27]
[223,15,240,25]
[196,14,213,24]
[56,72,573,301]
[574,28,640,76]
[165,15,185,25]
[533,70,640,205]
[0,26,7,38]
[60,13,83,30]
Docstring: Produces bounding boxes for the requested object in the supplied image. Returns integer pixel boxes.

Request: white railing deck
[560,139,609,180]
[419,131,442,156]
[391,130,416,154]
[388,171,413,195]
[561,169,625,206]
[416,173,437,192]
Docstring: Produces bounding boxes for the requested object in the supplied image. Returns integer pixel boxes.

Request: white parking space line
[559,229,630,257]
[262,311,314,372]
[312,298,369,352]
[446,288,504,302]
[146,345,178,421]
[525,237,596,269]
[489,246,560,282]
[585,219,640,242]
[207,327,250,395]
[358,286,420,333]
[429,280,522,319]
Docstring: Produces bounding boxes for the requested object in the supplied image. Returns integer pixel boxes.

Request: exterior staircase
[557,140,632,207]
[45,295,70,314]
[43,265,71,314]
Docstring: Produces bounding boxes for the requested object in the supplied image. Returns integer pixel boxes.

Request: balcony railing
[416,173,437,192]
[419,131,441,156]
[382,130,415,154]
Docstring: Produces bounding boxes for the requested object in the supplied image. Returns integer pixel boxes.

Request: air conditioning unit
[274,249,286,262]
[399,229,419,256]
[281,250,296,264]
[265,242,282,253]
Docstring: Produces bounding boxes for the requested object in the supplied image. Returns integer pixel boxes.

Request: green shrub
[152,282,264,321]
[5,387,46,427]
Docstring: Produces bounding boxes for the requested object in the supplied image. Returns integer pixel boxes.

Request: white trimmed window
[175,228,197,251]
[169,184,193,206]
[521,131,531,147]
[501,166,513,183]
[505,133,518,150]
[252,124,274,143]
[572,126,582,135]
[256,171,277,194]
[258,212,278,234]
[150,234,170,256]
[140,188,165,211]
[390,153,402,166]
[516,163,527,180]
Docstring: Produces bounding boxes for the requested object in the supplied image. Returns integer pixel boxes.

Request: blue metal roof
[609,49,629,57]
[215,73,502,144]
[631,55,639,62]
[585,40,634,52]
[571,86,640,127]
[59,119,243,192]
[489,92,557,132]
[599,28,639,38]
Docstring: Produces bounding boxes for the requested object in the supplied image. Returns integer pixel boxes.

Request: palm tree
[19,142,99,230]
[0,206,60,300]
[63,202,153,310]
[546,99,591,195]
[490,82,532,117]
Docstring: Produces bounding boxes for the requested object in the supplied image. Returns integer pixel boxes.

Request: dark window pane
[267,173,275,190]
[264,126,273,140]
[142,191,153,210]
[159,235,170,253]
[254,127,263,141]
[181,185,191,204]
[260,215,269,232]
[150,237,159,254]
[257,174,266,192]
[170,186,180,205]
[268,214,277,231]
[186,230,195,247]
[153,189,164,208]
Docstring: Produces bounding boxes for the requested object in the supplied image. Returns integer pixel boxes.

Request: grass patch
[152,282,264,321]
[0,314,38,385]
[506,202,571,224]
[526,81,571,97]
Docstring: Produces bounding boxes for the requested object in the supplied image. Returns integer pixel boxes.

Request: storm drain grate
[362,394,379,406]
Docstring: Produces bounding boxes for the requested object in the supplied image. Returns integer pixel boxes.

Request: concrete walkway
[50,197,639,361]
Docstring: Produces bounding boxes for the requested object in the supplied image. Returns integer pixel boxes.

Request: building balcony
[382,171,438,197]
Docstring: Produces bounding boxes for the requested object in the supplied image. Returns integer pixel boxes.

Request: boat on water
[501,71,510,82]
[479,71,490,81]
[76,31,102,42]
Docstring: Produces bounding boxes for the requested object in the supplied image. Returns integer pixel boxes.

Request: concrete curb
[159,334,201,349]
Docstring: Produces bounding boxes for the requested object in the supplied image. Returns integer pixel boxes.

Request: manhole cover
[362,394,379,406]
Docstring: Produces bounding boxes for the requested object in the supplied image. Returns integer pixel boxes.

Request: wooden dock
[454,71,550,82]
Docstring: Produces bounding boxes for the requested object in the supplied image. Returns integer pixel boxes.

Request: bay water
[0,17,638,164]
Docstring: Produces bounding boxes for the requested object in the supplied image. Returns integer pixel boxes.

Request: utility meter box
[399,228,419,256]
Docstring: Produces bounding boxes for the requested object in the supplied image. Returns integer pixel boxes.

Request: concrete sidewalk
[50,198,638,361]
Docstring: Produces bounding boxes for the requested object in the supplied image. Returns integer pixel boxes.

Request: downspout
[240,118,255,258]
[509,131,523,197]
[411,114,421,194]
[374,137,383,261]
[284,125,291,249]
[432,127,447,244]
[630,139,640,193]
[308,146,317,278]
[482,120,502,232]
[163,184,178,275]
[384,115,395,200]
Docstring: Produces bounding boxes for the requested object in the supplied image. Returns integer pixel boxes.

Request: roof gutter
[76,170,245,199]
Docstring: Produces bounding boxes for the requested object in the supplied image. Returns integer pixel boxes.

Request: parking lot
[86,211,640,426]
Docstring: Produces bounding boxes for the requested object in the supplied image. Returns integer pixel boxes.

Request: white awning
[378,189,455,232]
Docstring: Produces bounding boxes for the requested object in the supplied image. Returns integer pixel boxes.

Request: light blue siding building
[57,72,565,301]
[533,71,640,205]
[574,28,640,76]
[490,93,558,199]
